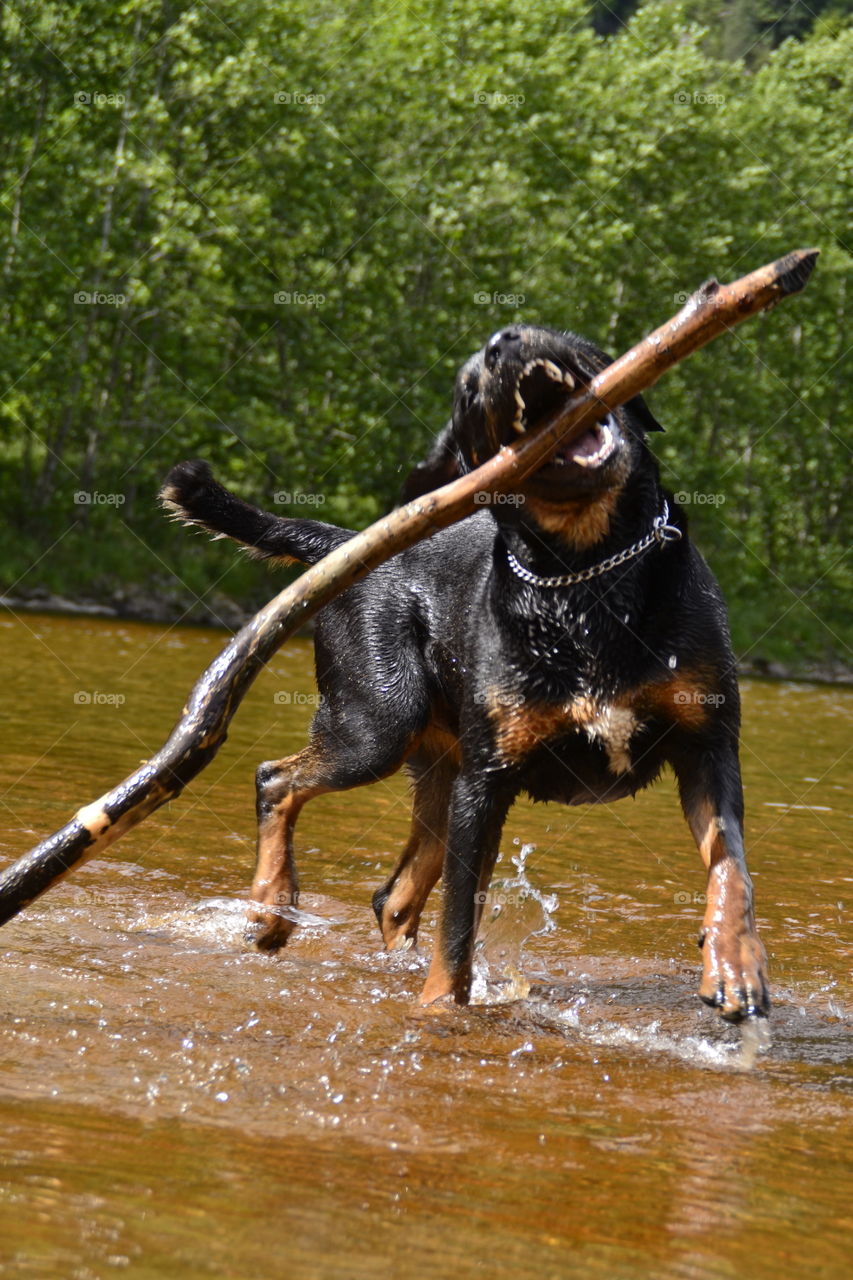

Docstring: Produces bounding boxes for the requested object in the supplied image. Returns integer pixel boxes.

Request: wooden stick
[0,248,818,925]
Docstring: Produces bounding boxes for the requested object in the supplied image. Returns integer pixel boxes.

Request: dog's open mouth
[511,358,574,434]
[548,417,616,469]
[511,357,617,472]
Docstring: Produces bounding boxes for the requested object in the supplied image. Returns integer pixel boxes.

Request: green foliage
[0,0,850,668]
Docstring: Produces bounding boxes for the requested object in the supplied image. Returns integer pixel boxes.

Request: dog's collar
[505,499,682,589]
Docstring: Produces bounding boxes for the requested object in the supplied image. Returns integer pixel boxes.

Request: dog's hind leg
[372,753,457,951]
[247,721,414,950]
[246,746,328,950]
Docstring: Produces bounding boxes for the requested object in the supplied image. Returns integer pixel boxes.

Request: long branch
[0,248,818,925]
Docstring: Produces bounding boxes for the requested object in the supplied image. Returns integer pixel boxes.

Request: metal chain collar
[505,499,682,589]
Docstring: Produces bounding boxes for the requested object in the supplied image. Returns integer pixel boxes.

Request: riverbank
[2,585,851,686]
[0,583,258,632]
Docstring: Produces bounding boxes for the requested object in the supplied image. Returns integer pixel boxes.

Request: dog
[160,324,768,1021]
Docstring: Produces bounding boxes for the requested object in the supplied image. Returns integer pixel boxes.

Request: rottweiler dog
[161,324,768,1021]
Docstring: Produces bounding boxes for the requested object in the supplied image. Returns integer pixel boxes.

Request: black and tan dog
[161,325,768,1021]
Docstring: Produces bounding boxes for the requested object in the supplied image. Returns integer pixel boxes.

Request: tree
[0,0,849,666]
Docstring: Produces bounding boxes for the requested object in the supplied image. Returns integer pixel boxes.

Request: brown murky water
[0,612,850,1279]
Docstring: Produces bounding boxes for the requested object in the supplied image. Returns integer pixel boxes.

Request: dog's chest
[568,697,637,773]
[488,690,640,776]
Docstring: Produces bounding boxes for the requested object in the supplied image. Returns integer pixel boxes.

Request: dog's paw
[378,909,419,952]
[698,921,769,1021]
[244,901,297,952]
[372,884,424,952]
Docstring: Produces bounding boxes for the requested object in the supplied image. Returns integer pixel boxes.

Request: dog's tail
[159,460,354,566]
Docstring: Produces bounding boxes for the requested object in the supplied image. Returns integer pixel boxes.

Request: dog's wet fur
[161,324,768,1021]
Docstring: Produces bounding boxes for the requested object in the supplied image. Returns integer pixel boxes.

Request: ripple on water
[0,617,851,1279]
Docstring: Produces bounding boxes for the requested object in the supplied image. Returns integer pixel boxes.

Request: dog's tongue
[556,422,602,462]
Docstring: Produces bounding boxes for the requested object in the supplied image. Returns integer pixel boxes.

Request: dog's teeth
[521,357,571,386]
[539,359,563,383]
[512,385,527,434]
[598,422,613,456]
[572,422,613,468]
[513,358,573,433]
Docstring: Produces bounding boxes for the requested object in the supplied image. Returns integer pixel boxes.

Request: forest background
[1,0,850,670]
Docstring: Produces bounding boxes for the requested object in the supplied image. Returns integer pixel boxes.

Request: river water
[0,612,850,1279]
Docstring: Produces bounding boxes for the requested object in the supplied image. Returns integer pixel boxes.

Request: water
[0,612,850,1278]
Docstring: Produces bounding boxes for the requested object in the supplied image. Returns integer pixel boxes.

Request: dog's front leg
[420,772,513,1005]
[675,745,769,1020]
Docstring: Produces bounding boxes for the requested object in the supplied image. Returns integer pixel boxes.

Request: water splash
[738,1015,772,1068]
[532,1000,772,1072]
[470,842,558,1005]
[127,895,336,947]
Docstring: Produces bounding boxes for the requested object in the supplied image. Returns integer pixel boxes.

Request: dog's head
[403,325,663,518]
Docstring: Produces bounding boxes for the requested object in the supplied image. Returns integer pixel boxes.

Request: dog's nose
[485,327,522,371]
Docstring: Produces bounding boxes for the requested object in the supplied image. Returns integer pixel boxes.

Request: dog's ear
[399,419,464,502]
[626,393,665,433]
